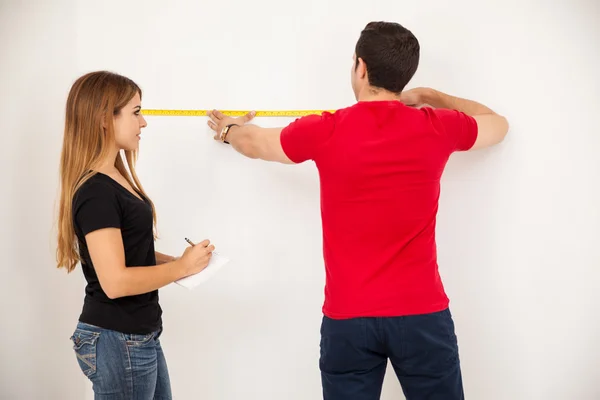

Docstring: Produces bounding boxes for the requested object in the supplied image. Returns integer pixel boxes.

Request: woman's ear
[101,113,111,130]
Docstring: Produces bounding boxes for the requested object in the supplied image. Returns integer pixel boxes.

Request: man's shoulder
[328,102,362,116]
[314,103,367,125]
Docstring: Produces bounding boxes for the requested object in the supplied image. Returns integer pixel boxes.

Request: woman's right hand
[178,239,215,277]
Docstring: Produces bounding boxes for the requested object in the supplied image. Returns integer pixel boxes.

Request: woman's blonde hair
[56,71,156,272]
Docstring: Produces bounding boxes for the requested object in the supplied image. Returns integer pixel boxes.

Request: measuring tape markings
[141,109,335,117]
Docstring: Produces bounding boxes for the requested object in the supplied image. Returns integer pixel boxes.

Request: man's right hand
[399,87,430,108]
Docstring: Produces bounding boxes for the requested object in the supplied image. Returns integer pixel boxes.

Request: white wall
[0,1,86,399]
[1,0,599,399]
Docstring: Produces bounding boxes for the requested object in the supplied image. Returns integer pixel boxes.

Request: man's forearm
[226,124,260,158]
[421,88,496,116]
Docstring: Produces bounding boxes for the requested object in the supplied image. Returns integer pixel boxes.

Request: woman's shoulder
[73,173,118,205]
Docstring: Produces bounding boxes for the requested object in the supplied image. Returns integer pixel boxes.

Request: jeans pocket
[70,328,100,378]
[124,331,155,347]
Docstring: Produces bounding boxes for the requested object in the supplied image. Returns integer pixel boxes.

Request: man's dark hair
[355,21,420,93]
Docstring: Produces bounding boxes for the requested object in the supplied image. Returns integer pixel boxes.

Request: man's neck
[357,87,401,102]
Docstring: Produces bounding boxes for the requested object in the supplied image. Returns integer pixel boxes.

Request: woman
[56,71,214,399]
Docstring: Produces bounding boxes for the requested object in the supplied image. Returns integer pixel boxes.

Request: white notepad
[174,252,230,289]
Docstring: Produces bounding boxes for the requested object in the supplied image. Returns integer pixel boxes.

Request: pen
[185,237,216,254]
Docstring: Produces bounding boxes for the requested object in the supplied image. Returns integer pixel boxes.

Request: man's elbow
[498,115,509,142]
[473,113,509,149]
[488,115,509,146]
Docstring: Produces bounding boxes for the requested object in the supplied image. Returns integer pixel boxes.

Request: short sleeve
[73,182,121,236]
[432,108,478,152]
[280,112,336,163]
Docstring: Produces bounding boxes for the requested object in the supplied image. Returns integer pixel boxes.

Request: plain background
[1,0,599,399]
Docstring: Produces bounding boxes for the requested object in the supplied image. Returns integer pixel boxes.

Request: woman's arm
[84,227,213,298]
[155,251,177,265]
[86,228,183,298]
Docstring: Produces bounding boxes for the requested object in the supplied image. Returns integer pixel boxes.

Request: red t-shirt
[280,100,478,319]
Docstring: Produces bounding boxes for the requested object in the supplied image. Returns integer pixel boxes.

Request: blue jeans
[319,308,463,400]
[70,321,172,399]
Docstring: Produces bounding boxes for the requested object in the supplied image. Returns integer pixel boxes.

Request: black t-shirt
[72,172,162,334]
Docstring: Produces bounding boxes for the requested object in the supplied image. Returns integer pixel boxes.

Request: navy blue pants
[319,308,463,400]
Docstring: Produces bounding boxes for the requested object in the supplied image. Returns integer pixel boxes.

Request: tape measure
[141,109,334,117]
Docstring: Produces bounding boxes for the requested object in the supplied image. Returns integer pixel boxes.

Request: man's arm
[207,109,336,163]
[206,110,294,164]
[403,87,509,150]
[225,124,294,164]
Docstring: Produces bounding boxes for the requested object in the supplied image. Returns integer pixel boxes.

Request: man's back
[280,100,478,318]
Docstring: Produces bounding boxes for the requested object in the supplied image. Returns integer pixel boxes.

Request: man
[206,21,508,400]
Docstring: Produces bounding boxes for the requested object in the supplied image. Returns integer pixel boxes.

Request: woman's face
[113,92,147,151]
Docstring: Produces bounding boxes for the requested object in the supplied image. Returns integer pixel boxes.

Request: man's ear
[357,57,367,79]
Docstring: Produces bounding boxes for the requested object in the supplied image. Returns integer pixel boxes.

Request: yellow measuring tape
[141,109,334,117]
